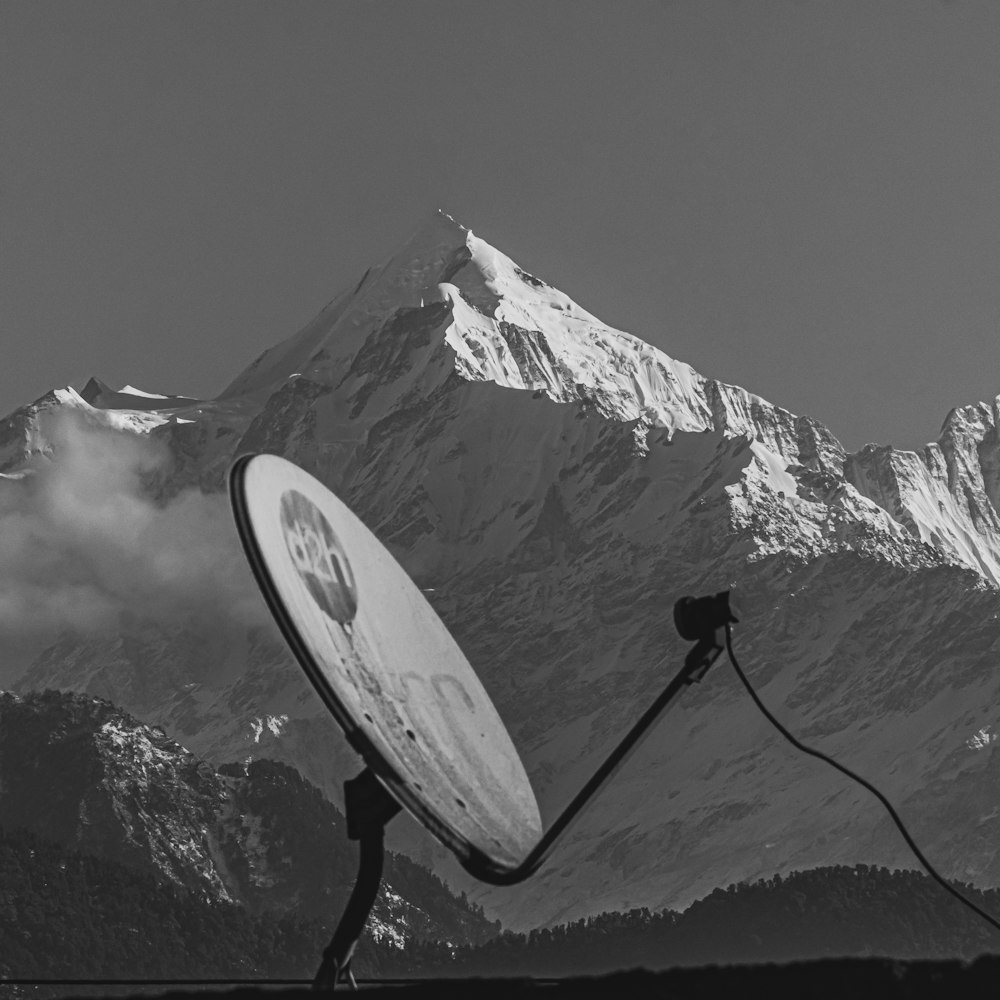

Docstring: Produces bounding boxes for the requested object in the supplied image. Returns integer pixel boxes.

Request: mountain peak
[420,206,470,238]
[8,214,1000,929]
[392,207,472,267]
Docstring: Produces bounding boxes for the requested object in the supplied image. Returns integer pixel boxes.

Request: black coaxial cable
[724,623,1000,938]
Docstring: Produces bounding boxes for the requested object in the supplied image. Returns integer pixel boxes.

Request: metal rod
[474,630,724,886]
[313,769,400,990]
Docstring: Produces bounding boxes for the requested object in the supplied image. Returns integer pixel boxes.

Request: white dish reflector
[230,454,542,877]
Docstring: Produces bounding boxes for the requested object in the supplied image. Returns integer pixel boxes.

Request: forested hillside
[400,866,1000,977]
[5,824,999,985]
[0,826,329,981]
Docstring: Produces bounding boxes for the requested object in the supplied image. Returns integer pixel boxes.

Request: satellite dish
[229,453,542,878]
[230,453,727,987]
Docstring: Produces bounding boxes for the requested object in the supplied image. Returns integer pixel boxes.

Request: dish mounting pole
[313,768,401,991]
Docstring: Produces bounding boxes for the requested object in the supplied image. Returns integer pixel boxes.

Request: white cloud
[0,409,266,636]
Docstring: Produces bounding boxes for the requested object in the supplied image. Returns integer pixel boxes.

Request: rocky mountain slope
[4,211,1000,928]
[0,690,495,946]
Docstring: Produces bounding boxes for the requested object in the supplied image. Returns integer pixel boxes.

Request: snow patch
[967,726,996,751]
[119,386,171,400]
[248,714,289,744]
[748,440,798,497]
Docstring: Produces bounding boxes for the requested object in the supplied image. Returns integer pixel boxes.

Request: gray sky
[3,0,1000,452]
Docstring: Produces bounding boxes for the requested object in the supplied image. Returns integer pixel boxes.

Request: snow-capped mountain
[5,211,1000,929]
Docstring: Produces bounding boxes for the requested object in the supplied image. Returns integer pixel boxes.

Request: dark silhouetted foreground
[15,957,998,1000]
